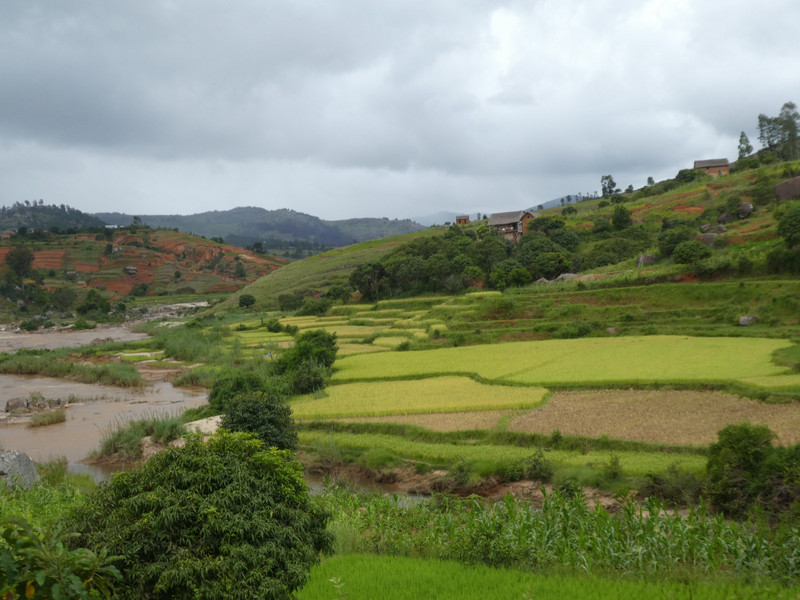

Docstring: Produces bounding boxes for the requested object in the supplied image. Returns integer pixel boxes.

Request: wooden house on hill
[455,215,470,225]
[694,159,730,177]
[488,210,535,243]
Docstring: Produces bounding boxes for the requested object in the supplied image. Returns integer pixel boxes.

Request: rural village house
[694,159,730,177]
[488,210,536,243]
[455,215,470,225]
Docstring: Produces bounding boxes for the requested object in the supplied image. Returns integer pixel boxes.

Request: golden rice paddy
[508,389,800,446]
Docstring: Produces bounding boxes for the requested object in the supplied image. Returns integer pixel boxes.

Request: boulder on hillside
[775,176,800,202]
[738,203,754,219]
[700,223,712,233]
[717,213,733,224]
[698,233,719,247]
[716,224,728,233]
[636,254,658,267]
[534,278,550,285]
[739,315,759,326]
[0,450,39,488]
[554,273,577,282]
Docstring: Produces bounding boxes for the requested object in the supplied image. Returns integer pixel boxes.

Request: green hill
[221,158,800,314]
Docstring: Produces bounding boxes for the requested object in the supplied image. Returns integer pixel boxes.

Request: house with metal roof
[487,210,535,243]
[694,159,730,177]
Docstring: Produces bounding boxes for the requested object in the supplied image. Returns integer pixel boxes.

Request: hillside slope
[0,227,287,299]
[220,158,800,311]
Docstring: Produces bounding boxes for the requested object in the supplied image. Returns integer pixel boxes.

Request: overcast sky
[0,1,798,222]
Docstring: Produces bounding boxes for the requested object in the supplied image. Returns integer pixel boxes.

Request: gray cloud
[0,0,798,220]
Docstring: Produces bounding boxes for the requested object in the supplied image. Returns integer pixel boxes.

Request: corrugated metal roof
[694,159,729,169]
[487,211,527,226]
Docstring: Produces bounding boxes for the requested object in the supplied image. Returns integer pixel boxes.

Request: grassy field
[298,554,798,600]
[300,431,708,476]
[292,377,548,419]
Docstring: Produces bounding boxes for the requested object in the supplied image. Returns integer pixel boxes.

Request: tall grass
[0,353,144,387]
[94,415,186,461]
[28,409,66,427]
[320,487,800,582]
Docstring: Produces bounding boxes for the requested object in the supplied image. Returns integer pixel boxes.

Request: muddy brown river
[0,325,207,480]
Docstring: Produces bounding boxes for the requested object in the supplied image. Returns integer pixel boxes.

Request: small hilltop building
[487,210,536,243]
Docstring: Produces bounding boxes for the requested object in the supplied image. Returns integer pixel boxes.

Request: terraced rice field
[292,377,547,419]
[332,336,793,387]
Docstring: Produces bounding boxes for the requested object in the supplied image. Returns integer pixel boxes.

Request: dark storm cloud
[0,0,799,219]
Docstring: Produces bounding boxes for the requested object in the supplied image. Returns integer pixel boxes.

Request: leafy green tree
[68,431,333,600]
[647,176,655,186]
[221,391,297,451]
[531,252,571,280]
[5,245,34,284]
[349,262,388,301]
[238,293,256,309]
[600,175,618,198]
[51,286,77,311]
[611,205,632,230]
[234,261,247,278]
[777,203,800,248]
[672,240,711,264]
[738,131,753,159]
[561,206,577,217]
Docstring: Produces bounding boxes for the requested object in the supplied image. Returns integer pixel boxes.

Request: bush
[278,293,304,312]
[221,391,297,451]
[707,423,775,518]
[672,240,712,264]
[68,431,333,600]
[265,317,283,332]
[296,297,333,316]
[208,369,270,412]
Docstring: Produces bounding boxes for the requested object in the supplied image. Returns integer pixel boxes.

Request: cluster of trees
[348,221,580,299]
[756,101,799,161]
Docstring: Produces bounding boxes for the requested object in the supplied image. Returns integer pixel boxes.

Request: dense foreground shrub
[69,431,333,600]
[1,515,121,599]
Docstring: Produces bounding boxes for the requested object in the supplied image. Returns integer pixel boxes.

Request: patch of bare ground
[510,389,800,446]
[330,410,511,431]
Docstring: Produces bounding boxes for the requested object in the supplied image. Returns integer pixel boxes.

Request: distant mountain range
[94,207,425,247]
[0,201,106,231]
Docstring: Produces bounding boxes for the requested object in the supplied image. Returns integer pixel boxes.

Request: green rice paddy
[332,335,793,388]
[292,377,548,419]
